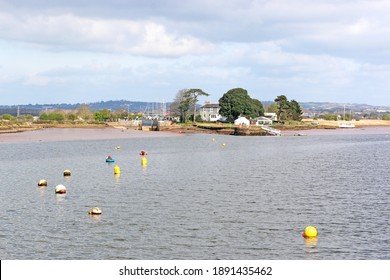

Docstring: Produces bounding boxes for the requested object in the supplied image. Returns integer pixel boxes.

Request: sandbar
[0,127,182,143]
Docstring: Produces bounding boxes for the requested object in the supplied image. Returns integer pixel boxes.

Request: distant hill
[0,100,171,116]
[1,100,389,116]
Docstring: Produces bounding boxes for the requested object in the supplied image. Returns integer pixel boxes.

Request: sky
[1,0,390,106]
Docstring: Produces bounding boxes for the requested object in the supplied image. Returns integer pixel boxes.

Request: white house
[252,116,273,125]
[234,116,250,126]
[199,103,222,122]
[264,112,278,122]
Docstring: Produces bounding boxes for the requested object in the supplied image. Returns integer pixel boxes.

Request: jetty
[261,125,281,136]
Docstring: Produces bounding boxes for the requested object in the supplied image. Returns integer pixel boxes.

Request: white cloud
[23,74,50,86]
[0,12,214,57]
[1,0,390,105]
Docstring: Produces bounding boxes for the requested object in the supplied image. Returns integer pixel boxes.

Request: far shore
[1,119,390,143]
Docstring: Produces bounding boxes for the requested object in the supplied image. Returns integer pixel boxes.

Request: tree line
[171,87,303,123]
[0,105,143,123]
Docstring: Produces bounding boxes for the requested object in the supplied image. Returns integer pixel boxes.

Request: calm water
[1,129,390,259]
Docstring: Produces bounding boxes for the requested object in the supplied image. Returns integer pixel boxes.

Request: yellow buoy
[212,138,215,141]
[222,143,226,147]
[114,165,121,174]
[38,179,47,187]
[116,146,121,150]
[303,226,317,238]
[88,207,102,215]
[141,157,147,166]
[63,170,71,176]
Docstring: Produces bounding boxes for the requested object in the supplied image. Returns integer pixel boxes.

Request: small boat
[106,156,115,162]
[339,123,355,128]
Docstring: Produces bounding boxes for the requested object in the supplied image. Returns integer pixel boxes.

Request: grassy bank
[0,121,108,134]
[2,119,389,135]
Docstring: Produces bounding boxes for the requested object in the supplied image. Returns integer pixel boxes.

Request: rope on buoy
[38,179,47,187]
[55,184,66,194]
[63,170,71,176]
[88,207,102,215]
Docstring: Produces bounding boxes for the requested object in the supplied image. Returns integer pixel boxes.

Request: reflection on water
[304,237,318,258]
[114,174,120,185]
[304,237,318,249]
[1,131,390,259]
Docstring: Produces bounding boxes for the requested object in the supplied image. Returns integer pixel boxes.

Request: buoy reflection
[114,173,120,184]
[90,214,102,221]
[304,237,317,248]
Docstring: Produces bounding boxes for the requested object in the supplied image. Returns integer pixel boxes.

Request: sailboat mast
[343,105,346,121]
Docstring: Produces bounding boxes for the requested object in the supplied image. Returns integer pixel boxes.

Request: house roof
[200,103,220,108]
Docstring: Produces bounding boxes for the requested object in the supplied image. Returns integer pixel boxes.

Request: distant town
[1,99,390,121]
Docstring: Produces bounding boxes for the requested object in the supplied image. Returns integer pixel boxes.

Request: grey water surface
[1,131,389,259]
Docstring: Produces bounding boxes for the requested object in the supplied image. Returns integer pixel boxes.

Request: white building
[199,103,222,122]
[234,116,250,126]
[264,112,278,122]
[252,116,273,125]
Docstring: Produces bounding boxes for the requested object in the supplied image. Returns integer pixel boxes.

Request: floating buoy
[116,146,121,150]
[63,170,71,176]
[88,207,102,215]
[139,150,148,156]
[55,184,66,194]
[222,143,227,147]
[303,226,317,238]
[141,157,147,166]
[212,138,215,141]
[114,165,121,174]
[106,156,115,162]
[38,179,47,187]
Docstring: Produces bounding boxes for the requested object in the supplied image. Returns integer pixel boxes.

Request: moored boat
[106,156,115,162]
[339,123,355,128]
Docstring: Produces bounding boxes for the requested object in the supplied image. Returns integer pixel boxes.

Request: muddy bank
[0,127,182,143]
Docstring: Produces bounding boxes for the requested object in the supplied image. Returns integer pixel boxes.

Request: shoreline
[1,120,390,143]
[0,126,182,143]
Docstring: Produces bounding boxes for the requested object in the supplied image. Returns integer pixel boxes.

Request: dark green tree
[251,98,265,117]
[219,88,264,122]
[290,100,303,121]
[39,111,65,121]
[94,109,111,122]
[1,114,15,121]
[274,95,290,122]
[274,95,303,122]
